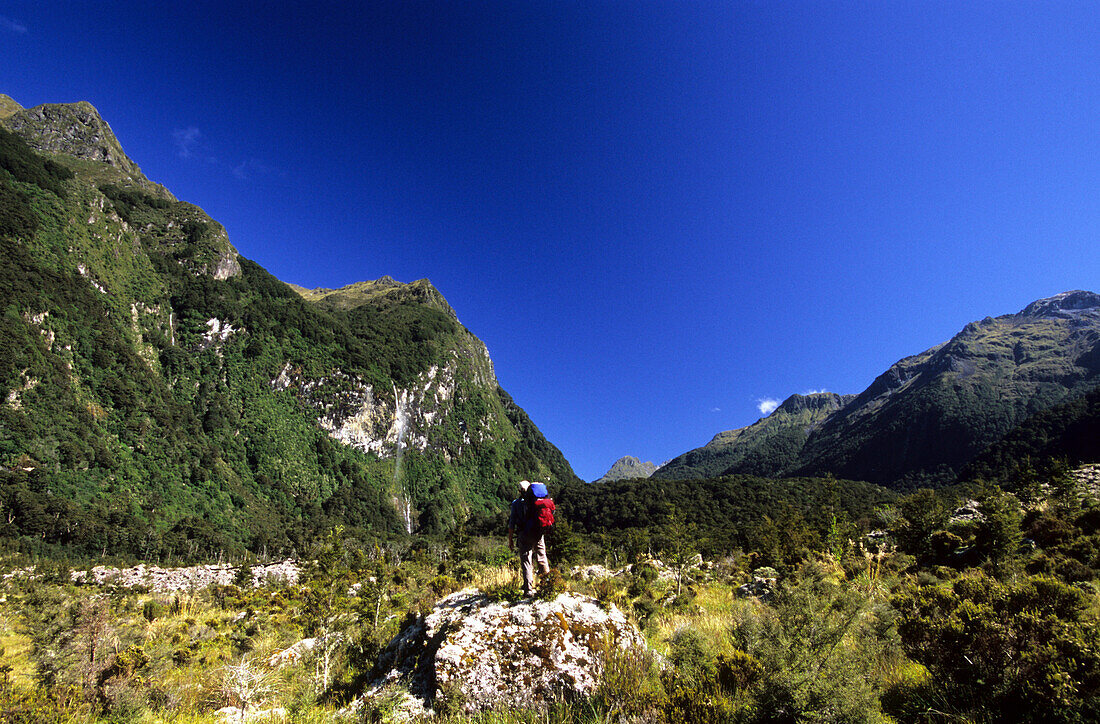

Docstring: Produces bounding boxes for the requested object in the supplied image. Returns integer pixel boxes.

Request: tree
[659,506,697,597]
[975,485,1023,577]
[299,527,366,693]
[221,657,275,723]
[892,488,951,562]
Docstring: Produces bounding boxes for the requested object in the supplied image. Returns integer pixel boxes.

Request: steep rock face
[275,351,489,461]
[4,98,149,186]
[284,278,561,470]
[593,455,658,483]
[653,392,853,481]
[363,590,645,716]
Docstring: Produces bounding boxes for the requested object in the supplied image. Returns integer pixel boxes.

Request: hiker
[507,479,555,596]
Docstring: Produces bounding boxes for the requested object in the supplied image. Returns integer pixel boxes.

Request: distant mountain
[653,393,853,481]
[657,292,1100,489]
[593,456,658,484]
[0,95,578,559]
[799,291,1100,487]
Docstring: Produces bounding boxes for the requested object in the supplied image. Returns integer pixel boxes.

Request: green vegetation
[554,474,894,569]
[0,127,72,198]
[961,383,1100,485]
[0,466,1095,722]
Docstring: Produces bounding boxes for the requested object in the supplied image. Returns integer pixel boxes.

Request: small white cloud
[172,126,202,159]
[0,16,27,34]
[710,407,721,413]
[757,397,781,416]
[803,388,829,395]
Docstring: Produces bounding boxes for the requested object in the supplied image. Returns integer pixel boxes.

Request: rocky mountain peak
[774,392,853,416]
[593,455,658,483]
[2,97,148,183]
[1017,290,1100,321]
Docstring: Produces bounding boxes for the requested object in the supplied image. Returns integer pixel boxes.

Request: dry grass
[0,608,36,689]
[470,564,524,599]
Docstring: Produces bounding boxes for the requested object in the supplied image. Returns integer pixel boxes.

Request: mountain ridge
[653,392,854,481]
[0,95,173,200]
[656,292,1100,488]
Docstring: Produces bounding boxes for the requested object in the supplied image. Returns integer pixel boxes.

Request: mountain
[959,382,1100,484]
[657,293,1100,489]
[653,393,853,481]
[0,95,578,559]
[799,291,1100,487]
[592,455,658,484]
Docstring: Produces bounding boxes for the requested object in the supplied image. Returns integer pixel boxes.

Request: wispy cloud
[233,158,280,180]
[173,127,277,181]
[172,126,203,159]
[803,388,829,395]
[710,407,721,413]
[757,397,781,416]
[0,16,27,34]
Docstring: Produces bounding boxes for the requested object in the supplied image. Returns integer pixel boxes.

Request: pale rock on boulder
[361,589,647,716]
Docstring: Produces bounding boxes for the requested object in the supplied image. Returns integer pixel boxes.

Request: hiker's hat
[519,480,532,491]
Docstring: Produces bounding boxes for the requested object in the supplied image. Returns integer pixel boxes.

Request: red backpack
[524,483,555,533]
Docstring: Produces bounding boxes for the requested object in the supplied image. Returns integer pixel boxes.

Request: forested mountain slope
[797,291,1100,488]
[960,382,1100,485]
[653,393,853,481]
[658,292,1100,489]
[0,95,578,559]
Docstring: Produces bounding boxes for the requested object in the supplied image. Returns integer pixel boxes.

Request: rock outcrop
[362,589,646,717]
[67,560,300,592]
[3,98,147,181]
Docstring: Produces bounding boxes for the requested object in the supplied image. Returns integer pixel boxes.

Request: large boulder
[362,589,646,716]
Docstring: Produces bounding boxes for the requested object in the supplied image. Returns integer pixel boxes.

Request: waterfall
[391,384,414,534]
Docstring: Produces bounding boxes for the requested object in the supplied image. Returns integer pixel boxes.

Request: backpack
[524,483,555,534]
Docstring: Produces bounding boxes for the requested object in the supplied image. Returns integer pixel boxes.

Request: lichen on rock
[361,588,647,716]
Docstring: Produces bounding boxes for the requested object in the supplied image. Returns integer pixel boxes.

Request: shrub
[730,563,896,723]
[428,575,460,597]
[892,571,1100,722]
[142,600,162,622]
[536,568,567,599]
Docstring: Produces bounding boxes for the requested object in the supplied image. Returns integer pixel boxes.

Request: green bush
[536,568,567,599]
[892,571,1100,721]
[427,575,460,597]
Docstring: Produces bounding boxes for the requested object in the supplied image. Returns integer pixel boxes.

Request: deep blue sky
[4,2,1099,481]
